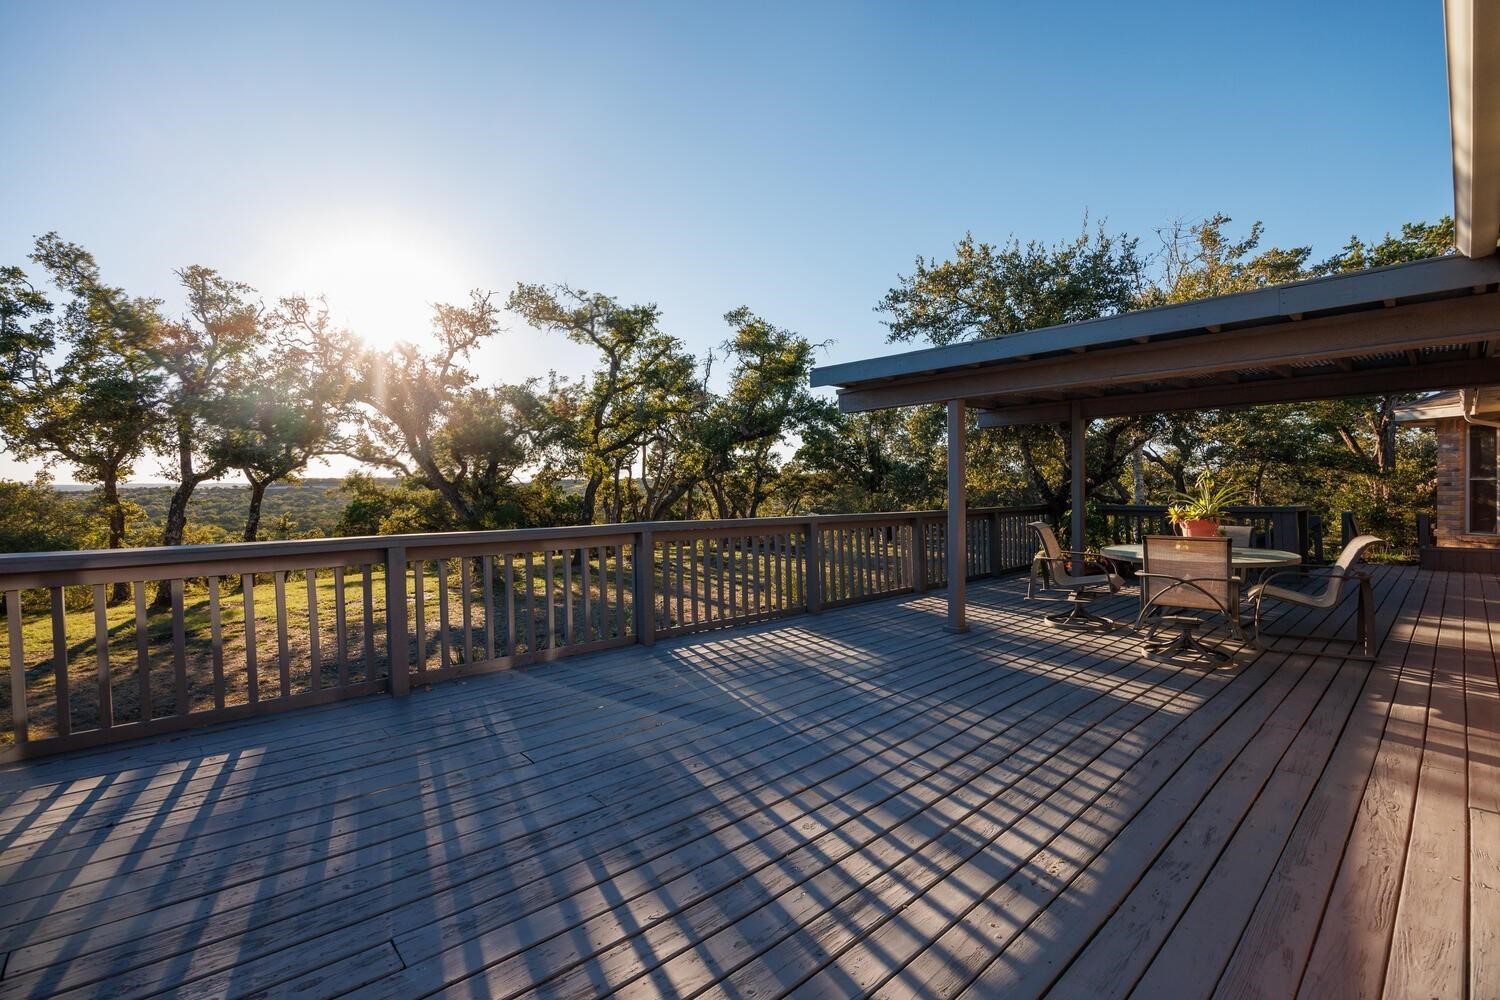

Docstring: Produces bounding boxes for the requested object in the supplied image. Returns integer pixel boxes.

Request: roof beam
[976,355,1500,428]
[835,293,1500,413]
[1446,0,1500,257]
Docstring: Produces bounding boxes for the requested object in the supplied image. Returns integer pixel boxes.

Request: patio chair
[1222,524,1254,547]
[1026,521,1123,629]
[1247,535,1384,660]
[1135,534,1246,663]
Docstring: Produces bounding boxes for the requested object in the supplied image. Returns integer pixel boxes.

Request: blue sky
[0,0,1454,482]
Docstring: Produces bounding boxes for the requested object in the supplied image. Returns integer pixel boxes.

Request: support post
[384,544,410,697]
[804,518,823,613]
[634,528,656,645]
[1070,401,1086,564]
[947,399,967,632]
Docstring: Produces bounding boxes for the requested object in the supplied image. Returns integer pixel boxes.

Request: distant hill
[77,478,385,541]
[46,475,587,542]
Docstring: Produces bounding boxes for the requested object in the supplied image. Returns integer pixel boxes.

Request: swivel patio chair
[1135,534,1246,663]
[1026,521,1124,629]
[1248,534,1384,660]
[1222,524,1255,548]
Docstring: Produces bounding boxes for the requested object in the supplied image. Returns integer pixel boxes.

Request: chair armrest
[1136,572,1239,588]
[1133,572,1241,628]
[1250,566,1365,601]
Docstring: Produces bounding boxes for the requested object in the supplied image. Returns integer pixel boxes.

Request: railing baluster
[8,590,27,746]
[727,537,737,619]
[814,526,824,602]
[460,557,474,665]
[688,538,699,627]
[333,566,348,686]
[50,587,69,738]
[384,545,409,697]
[674,540,684,628]
[413,561,426,674]
[241,574,257,705]
[561,549,573,646]
[544,550,556,649]
[752,534,764,618]
[507,554,519,656]
[437,560,452,667]
[170,579,187,716]
[613,544,625,639]
[773,533,783,611]
[771,534,781,611]
[666,540,676,628]
[721,537,728,620]
[94,584,113,729]
[483,556,496,660]
[361,564,375,682]
[864,527,876,599]
[582,547,594,642]
[208,576,225,710]
[306,569,321,692]
[525,551,538,653]
[273,571,290,698]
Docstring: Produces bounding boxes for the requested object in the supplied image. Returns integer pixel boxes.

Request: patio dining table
[1100,542,1302,619]
[1099,542,1302,571]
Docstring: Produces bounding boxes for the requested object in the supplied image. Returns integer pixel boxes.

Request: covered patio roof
[813,255,1500,426]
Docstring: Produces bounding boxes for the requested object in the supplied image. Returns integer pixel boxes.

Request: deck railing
[0,504,1047,760]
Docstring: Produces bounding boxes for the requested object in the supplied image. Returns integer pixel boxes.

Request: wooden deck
[0,564,1493,999]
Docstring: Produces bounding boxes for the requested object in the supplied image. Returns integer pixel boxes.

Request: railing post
[804,518,823,613]
[634,528,656,646]
[384,544,410,697]
[910,515,927,593]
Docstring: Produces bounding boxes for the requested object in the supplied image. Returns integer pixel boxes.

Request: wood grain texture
[0,567,1489,1000]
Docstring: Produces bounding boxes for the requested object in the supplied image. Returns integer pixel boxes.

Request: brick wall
[1434,416,1500,548]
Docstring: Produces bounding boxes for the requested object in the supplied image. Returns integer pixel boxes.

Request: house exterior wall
[1434,416,1500,548]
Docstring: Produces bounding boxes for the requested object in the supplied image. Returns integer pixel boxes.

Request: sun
[271,219,472,351]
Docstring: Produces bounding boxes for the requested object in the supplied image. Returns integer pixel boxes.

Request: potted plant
[1167,473,1244,538]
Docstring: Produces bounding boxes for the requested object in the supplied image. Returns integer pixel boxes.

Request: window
[1470,424,1498,533]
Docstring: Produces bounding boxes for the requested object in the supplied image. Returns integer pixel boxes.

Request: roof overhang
[1396,384,1500,424]
[811,255,1500,425]
[1447,0,1500,258]
[1395,389,1464,424]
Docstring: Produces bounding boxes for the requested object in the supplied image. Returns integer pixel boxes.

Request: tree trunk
[154,423,198,608]
[580,473,602,526]
[102,471,130,603]
[1377,395,1398,474]
[1131,445,1146,503]
[243,476,269,542]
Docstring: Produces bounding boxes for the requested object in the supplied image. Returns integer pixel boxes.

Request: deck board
[0,565,1493,999]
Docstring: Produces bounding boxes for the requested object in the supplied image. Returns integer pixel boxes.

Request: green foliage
[0,235,164,562]
[878,221,1145,346]
[0,480,100,553]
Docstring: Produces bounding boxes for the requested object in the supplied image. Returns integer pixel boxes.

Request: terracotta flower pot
[1180,518,1222,538]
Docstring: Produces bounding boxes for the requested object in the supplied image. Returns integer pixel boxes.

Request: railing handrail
[1096,502,1312,513]
[0,505,1050,581]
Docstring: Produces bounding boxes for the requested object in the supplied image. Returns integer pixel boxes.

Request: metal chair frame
[1248,563,1374,665]
[1025,521,1122,630]
[1133,535,1246,663]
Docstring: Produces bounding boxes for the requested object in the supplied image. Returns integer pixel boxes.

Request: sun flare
[274,220,471,351]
